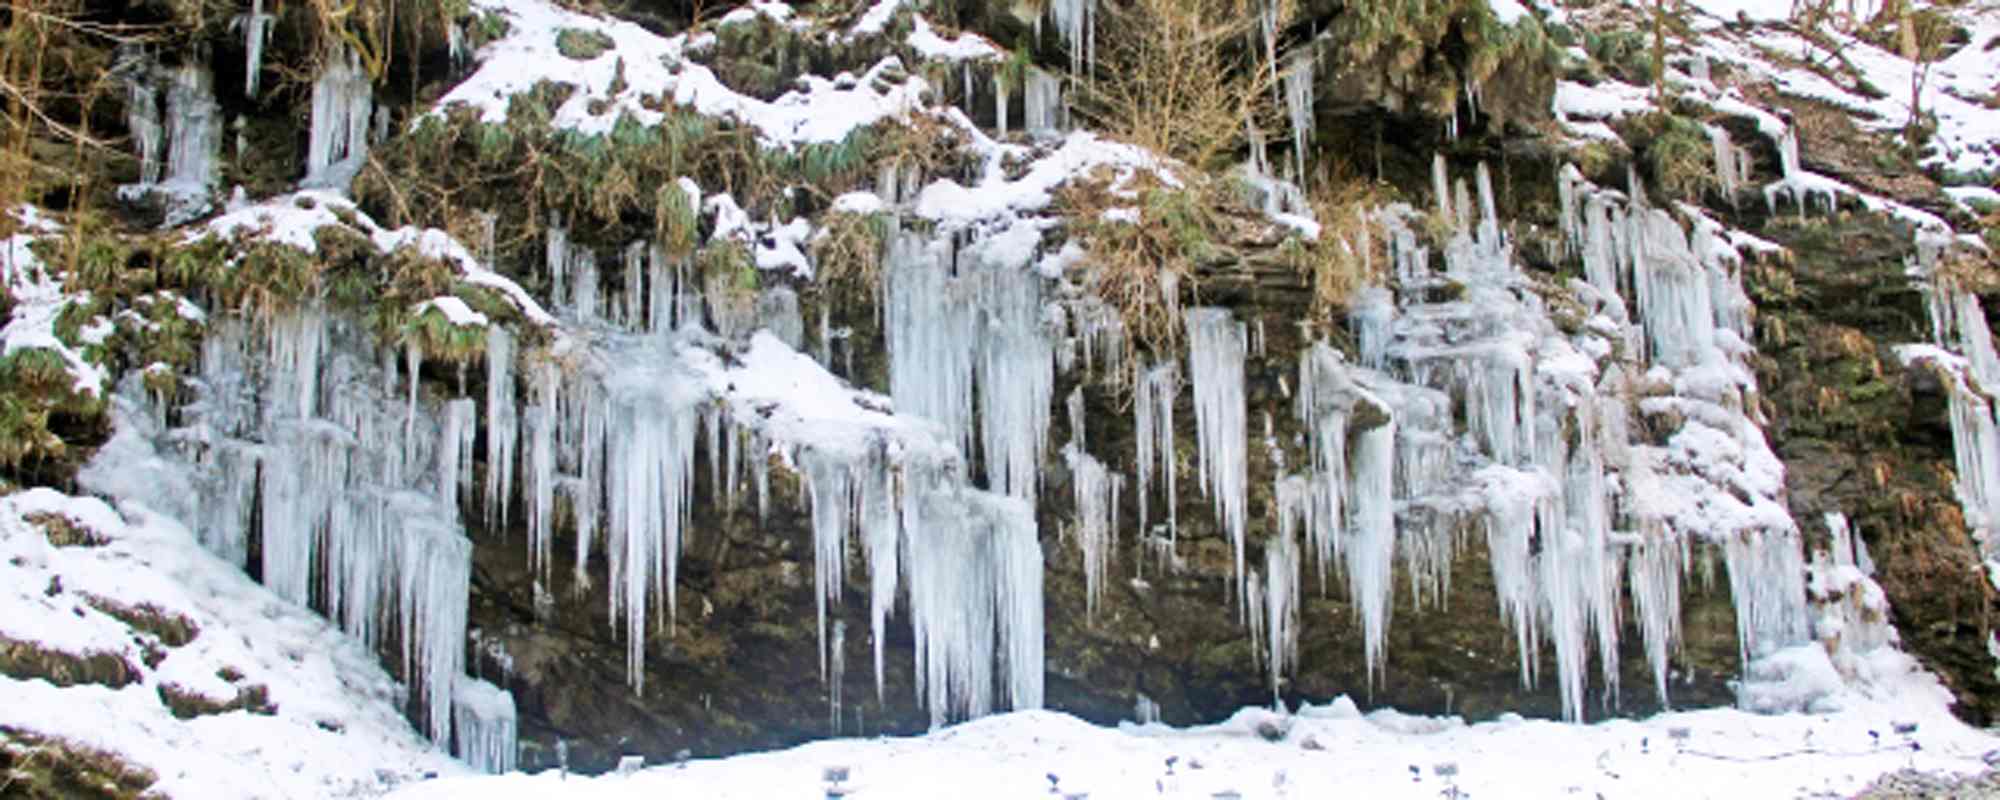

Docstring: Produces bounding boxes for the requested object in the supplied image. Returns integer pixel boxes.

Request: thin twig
[0,78,117,151]
[0,4,168,43]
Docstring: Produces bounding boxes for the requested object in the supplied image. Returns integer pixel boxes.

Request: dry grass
[1070,0,1293,172]
[1058,169,1219,354]
[809,210,889,299]
[1289,172,1391,314]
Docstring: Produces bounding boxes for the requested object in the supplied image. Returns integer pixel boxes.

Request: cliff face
[0,0,1995,778]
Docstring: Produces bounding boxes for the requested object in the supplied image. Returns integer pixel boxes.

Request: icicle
[1134,361,1178,546]
[860,454,898,702]
[572,248,600,322]
[1349,421,1396,686]
[910,486,1044,727]
[164,64,222,193]
[830,619,847,735]
[1294,343,1351,588]
[802,447,857,682]
[1284,53,1315,190]
[994,74,1010,137]
[1707,124,1738,203]
[1724,529,1811,663]
[600,357,701,694]
[1024,67,1064,138]
[1186,308,1250,620]
[1432,154,1452,221]
[304,46,374,191]
[452,677,519,774]
[122,54,164,186]
[1047,0,1097,74]
[1066,386,1086,453]
[527,362,562,592]
[239,0,275,99]
[1629,529,1687,708]
[1064,443,1124,620]
[440,398,478,517]
[884,230,976,453]
[622,241,646,330]
[974,256,1055,501]
[484,327,518,531]
[1264,520,1296,708]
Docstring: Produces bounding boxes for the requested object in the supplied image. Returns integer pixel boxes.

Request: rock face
[4,0,1997,779]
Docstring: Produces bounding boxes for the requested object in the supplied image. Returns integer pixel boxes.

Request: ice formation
[452,677,519,774]
[907,486,1045,727]
[1063,439,1123,621]
[118,55,220,224]
[1186,308,1250,617]
[1047,0,1096,74]
[1134,362,1179,544]
[305,47,376,190]
[1284,53,1315,185]
[238,0,276,98]
[1904,236,2000,588]
[1024,67,1064,138]
[883,226,1055,502]
[1256,157,1812,720]
[158,312,478,744]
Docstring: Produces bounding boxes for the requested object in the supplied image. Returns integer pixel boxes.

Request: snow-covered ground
[387,692,1998,800]
[0,478,465,798]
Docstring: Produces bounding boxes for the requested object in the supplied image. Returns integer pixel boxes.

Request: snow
[385,691,1998,800]
[0,486,466,798]
[413,296,492,328]
[908,16,1001,62]
[1683,5,2000,178]
[201,191,556,326]
[435,0,929,148]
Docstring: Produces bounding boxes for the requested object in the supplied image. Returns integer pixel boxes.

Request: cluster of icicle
[120,46,376,220]
[512,212,1050,729]
[1238,154,1810,722]
[158,309,511,768]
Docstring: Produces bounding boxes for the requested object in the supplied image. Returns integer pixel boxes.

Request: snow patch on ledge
[201,191,555,326]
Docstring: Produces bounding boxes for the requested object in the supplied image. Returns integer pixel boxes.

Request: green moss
[555,28,615,60]
[1638,113,1714,203]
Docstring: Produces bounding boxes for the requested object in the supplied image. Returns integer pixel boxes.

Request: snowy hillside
[0,474,464,797]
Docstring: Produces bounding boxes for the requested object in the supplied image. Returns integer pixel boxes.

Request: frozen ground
[386,691,2000,799]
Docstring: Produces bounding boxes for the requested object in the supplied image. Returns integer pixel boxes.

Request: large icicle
[484,327,518,531]
[884,231,975,452]
[1186,308,1250,617]
[304,46,375,190]
[907,487,1044,728]
[238,0,276,98]
[599,356,702,694]
[974,254,1055,501]
[1134,362,1178,543]
[1348,421,1397,685]
[1063,442,1124,620]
